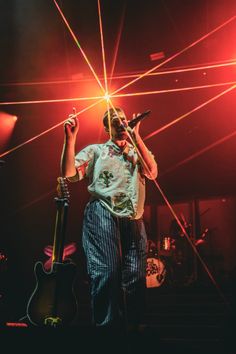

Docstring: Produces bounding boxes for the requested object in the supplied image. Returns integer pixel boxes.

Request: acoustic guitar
[27,177,78,327]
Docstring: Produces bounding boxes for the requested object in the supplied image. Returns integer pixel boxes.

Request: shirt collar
[106,139,132,152]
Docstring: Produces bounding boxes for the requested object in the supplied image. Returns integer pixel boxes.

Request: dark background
[0,0,235,323]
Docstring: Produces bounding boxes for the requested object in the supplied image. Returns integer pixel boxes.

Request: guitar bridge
[44,316,62,327]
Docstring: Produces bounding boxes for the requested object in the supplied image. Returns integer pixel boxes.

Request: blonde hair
[102,107,125,128]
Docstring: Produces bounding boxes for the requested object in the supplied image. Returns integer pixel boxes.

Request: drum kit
[146,224,209,288]
[146,256,166,288]
[146,238,174,288]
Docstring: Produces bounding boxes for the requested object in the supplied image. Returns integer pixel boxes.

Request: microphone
[128,110,151,129]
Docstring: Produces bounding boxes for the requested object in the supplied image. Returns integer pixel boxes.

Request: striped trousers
[82,200,147,329]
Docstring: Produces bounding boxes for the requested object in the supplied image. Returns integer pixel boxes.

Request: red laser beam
[0,95,104,106]
[109,3,126,85]
[1,81,235,106]
[107,59,236,82]
[53,0,105,94]
[0,98,104,159]
[106,100,112,139]
[143,84,236,141]
[110,15,236,96]
[97,0,116,139]
[144,60,236,77]
[112,81,236,99]
[151,177,228,303]
[97,0,113,138]
[97,0,108,95]
[0,59,234,88]
[162,130,236,176]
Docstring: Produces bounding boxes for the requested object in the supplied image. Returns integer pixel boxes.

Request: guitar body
[27,261,78,326]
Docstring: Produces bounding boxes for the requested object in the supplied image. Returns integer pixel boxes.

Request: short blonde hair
[102,107,125,128]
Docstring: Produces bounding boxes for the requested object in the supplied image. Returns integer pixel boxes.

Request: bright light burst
[0,3,234,161]
[104,92,111,102]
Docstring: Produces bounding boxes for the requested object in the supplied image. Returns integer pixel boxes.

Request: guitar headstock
[56,177,70,201]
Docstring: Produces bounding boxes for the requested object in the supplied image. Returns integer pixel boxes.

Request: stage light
[104,92,111,102]
[0,98,104,159]
[0,112,18,150]
[150,51,165,61]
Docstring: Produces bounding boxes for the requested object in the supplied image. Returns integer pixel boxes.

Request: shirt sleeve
[67,145,96,182]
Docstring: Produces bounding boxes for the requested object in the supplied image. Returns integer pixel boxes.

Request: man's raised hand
[64,107,79,141]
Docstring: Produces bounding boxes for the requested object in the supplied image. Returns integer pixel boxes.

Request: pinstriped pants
[82,200,147,328]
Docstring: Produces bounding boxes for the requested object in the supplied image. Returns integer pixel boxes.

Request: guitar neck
[52,198,69,265]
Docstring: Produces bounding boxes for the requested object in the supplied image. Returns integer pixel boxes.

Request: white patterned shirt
[69,140,154,219]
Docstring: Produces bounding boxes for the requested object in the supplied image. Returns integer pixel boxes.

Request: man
[61,107,158,332]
